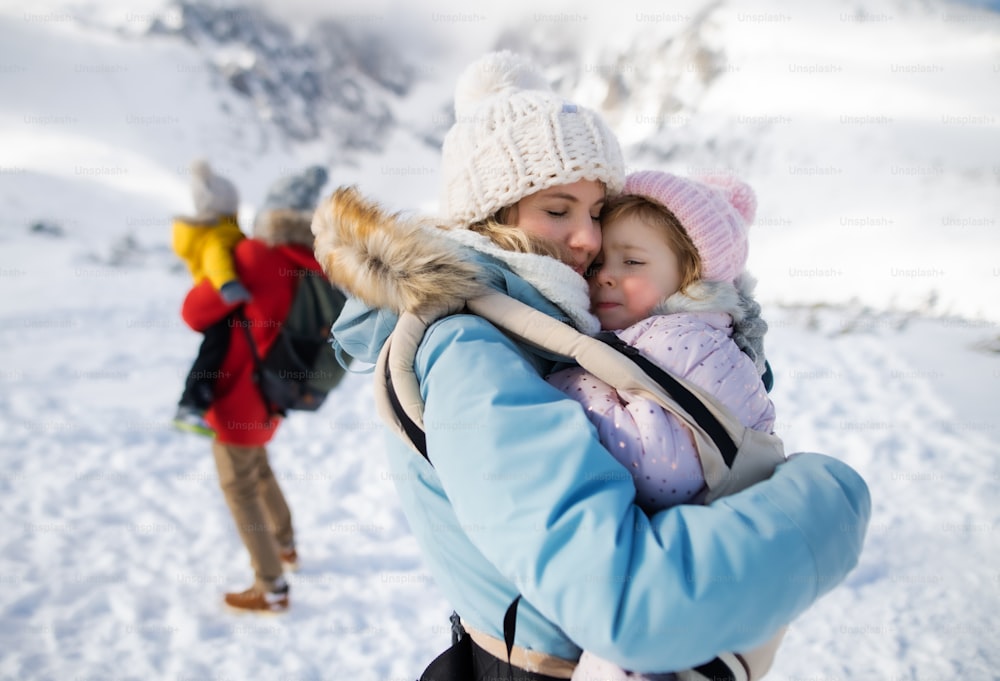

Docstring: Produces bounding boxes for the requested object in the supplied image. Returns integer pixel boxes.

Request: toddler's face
[588,215,683,330]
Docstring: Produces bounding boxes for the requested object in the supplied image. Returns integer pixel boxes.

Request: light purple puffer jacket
[547,309,775,512]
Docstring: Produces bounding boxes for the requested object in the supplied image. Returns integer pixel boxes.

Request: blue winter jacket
[331,245,870,673]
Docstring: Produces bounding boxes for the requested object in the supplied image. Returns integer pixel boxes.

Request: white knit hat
[440,51,625,227]
[190,159,239,219]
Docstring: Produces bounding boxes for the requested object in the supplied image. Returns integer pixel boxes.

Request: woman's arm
[418,316,870,673]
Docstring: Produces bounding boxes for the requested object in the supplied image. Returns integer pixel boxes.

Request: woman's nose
[568,216,601,261]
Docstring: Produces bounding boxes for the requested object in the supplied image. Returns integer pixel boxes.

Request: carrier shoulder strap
[593,331,737,467]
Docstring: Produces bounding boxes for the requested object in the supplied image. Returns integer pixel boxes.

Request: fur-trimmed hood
[253,208,316,248]
[311,187,486,320]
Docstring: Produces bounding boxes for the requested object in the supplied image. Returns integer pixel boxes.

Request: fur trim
[653,280,746,320]
[311,186,486,318]
[734,271,758,300]
[731,271,769,375]
[655,275,769,376]
[253,208,315,248]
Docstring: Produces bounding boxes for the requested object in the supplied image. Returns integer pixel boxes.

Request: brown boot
[224,581,289,614]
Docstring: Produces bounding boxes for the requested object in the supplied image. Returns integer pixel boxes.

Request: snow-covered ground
[1,0,998,679]
[2,248,998,680]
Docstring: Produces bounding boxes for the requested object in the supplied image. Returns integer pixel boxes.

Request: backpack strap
[235,308,280,416]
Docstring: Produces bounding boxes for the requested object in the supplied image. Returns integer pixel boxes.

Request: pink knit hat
[621,171,757,283]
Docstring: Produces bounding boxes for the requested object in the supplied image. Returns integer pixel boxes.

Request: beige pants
[211,441,294,591]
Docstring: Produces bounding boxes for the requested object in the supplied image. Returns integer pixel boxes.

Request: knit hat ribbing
[440,51,625,227]
[622,171,757,283]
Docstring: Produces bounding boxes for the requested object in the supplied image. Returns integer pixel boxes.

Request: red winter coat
[181,234,325,446]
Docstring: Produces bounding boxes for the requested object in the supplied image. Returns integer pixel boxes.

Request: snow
[655,2,1000,322]
[1,1,998,680]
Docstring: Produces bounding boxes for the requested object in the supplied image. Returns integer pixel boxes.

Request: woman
[314,51,870,679]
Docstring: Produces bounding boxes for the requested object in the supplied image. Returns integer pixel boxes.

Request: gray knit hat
[190,159,239,219]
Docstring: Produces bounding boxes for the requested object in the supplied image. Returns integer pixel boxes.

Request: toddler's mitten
[220,280,251,304]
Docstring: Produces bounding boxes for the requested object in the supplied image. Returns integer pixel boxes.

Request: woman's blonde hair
[465,205,570,261]
[600,195,703,293]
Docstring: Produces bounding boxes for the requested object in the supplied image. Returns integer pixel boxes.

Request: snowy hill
[1,0,999,679]
[140,2,419,148]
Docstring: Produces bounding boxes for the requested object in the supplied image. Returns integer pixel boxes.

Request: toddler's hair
[600,195,702,293]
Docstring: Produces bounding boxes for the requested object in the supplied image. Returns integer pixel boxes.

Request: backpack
[242,269,350,414]
[375,291,786,681]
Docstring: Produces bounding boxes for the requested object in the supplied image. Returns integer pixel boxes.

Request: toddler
[547,170,778,680]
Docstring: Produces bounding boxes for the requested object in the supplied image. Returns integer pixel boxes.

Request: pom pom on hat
[622,170,756,283]
[700,174,757,224]
[190,159,239,219]
[453,50,550,119]
[440,51,625,227]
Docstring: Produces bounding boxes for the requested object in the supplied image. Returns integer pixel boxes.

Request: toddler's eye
[584,263,602,278]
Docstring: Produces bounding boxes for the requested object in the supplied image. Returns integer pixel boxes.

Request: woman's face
[510,180,605,276]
